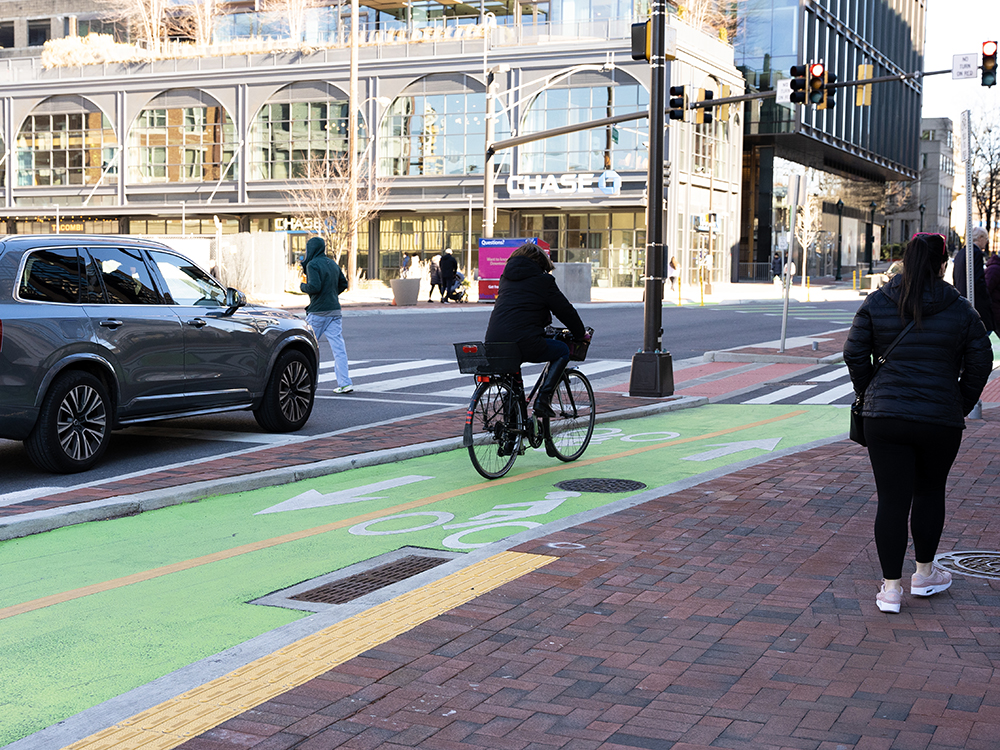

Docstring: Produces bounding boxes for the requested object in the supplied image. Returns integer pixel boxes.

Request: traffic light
[818,70,837,110]
[808,62,825,105]
[631,20,651,62]
[983,41,998,87]
[695,89,714,125]
[668,85,687,121]
[789,64,808,104]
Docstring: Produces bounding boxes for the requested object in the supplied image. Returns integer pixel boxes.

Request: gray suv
[0,235,319,473]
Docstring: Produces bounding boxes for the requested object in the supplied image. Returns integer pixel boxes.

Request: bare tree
[165,0,222,47]
[257,0,327,45]
[95,0,169,53]
[676,0,741,41]
[282,154,387,285]
[971,112,1000,234]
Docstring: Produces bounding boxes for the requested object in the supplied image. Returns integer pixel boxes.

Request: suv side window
[18,247,83,303]
[148,250,227,307]
[86,246,161,304]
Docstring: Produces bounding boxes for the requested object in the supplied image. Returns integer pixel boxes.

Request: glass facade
[519,69,649,174]
[249,82,368,180]
[129,89,237,184]
[15,96,118,188]
[378,73,510,176]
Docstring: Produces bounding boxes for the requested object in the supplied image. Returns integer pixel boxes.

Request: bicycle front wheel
[467,380,523,479]
[543,369,596,462]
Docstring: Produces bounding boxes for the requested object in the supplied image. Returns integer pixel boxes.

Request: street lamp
[919,203,926,232]
[868,200,877,274]
[835,198,844,281]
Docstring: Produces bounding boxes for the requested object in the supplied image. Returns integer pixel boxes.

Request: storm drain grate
[290,555,451,605]
[934,551,1000,581]
[555,478,647,494]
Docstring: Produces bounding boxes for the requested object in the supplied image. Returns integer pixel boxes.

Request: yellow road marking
[2,409,806,622]
[62,550,553,750]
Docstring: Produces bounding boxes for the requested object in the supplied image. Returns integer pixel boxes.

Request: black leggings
[865,417,962,580]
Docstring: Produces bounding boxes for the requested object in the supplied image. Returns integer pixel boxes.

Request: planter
[390,277,421,306]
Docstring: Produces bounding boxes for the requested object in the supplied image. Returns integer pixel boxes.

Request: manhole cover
[555,478,647,494]
[291,555,450,604]
[934,551,1000,581]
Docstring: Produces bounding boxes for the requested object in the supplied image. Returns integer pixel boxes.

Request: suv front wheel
[254,349,316,432]
[26,371,112,473]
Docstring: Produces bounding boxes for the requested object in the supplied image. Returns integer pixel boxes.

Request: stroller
[445,271,468,303]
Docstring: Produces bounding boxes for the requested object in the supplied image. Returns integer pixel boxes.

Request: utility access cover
[934,551,1000,581]
[555,478,647,494]
[292,555,451,605]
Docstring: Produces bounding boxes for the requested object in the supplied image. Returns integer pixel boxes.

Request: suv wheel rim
[278,360,312,422]
[57,384,107,461]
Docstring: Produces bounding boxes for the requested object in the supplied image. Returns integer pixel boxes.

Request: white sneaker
[332,385,354,394]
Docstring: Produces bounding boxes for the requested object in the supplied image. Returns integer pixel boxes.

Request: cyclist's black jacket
[843,274,992,428]
[485,256,586,362]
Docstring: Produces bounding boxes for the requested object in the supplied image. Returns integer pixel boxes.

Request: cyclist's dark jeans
[525,338,570,371]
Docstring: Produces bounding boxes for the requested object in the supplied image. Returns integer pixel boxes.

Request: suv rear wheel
[254,350,316,432]
[26,371,112,473]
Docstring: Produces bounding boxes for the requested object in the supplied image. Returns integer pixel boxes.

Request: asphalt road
[0,298,862,497]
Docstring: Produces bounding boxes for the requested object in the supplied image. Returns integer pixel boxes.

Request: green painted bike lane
[0,404,850,746]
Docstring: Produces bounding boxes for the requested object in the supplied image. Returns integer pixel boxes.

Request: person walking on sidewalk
[300,236,353,394]
[984,239,1000,338]
[428,255,443,302]
[440,249,459,303]
[953,226,995,334]
[844,232,992,614]
[485,242,587,418]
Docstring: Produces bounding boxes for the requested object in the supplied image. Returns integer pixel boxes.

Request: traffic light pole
[628,0,673,397]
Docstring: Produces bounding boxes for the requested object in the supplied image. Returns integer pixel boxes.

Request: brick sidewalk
[174,411,1000,750]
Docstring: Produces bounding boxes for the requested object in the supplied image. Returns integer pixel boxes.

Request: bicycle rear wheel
[543,369,596,462]
[467,380,523,479]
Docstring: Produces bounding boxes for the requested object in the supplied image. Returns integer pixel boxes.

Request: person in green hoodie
[300,236,353,393]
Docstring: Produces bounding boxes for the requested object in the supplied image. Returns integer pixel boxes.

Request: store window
[250,82,370,181]
[519,69,648,174]
[16,97,118,188]
[129,89,237,184]
[379,73,510,177]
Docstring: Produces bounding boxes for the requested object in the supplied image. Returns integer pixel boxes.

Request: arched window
[129,89,236,184]
[379,73,510,177]
[250,82,369,181]
[16,96,118,187]
[519,69,648,174]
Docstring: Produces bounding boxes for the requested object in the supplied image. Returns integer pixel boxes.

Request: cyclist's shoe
[533,401,556,419]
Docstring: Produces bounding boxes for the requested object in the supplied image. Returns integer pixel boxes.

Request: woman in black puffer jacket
[844,232,992,614]
[485,243,587,417]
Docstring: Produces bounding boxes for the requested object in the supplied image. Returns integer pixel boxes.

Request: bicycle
[454,328,596,479]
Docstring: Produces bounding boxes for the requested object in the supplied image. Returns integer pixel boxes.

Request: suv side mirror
[224,287,246,316]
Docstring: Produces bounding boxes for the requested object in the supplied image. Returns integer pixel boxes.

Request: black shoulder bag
[849,320,915,446]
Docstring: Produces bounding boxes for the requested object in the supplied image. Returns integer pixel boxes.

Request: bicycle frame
[461,364,551,451]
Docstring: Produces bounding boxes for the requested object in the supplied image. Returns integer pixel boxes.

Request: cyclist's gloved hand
[576,331,592,343]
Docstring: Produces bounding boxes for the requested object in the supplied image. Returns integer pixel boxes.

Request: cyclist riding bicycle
[485,242,588,419]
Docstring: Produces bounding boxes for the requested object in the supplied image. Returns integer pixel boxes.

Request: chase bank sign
[507,170,622,197]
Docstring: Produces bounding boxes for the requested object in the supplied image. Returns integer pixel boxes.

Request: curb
[0,395,707,542]
[703,351,845,365]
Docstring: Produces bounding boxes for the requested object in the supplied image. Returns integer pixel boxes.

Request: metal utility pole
[628,0,673,397]
[961,109,982,419]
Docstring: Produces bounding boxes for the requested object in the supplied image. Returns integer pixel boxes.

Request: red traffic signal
[984,41,998,87]
[808,63,825,104]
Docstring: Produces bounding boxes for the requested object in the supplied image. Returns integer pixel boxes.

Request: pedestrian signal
[983,41,998,87]
[631,21,651,62]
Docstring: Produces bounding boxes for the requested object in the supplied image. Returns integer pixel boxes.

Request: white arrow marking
[681,438,782,462]
[256,475,434,515]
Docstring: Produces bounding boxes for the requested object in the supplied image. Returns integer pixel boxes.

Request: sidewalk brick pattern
[174,412,1000,750]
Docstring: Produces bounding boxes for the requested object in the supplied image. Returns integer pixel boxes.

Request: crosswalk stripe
[742,384,815,404]
[319,359,452,384]
[799,381,856,405]
[811,366,849,382]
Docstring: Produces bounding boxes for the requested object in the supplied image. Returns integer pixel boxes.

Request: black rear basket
[454,341,521,375]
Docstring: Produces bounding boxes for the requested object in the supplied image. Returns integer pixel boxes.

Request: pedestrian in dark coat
[440,249,458,302]
[771,252,782,281]
[300,236,353,393]
[844,232,992,614]
[428,255,443,302]
[485,243,586,417]
[952,226,995,333]
[983,243,1000,338]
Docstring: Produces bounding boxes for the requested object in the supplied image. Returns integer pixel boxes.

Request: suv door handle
[187,318,208,328]
[99,319,124,329]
